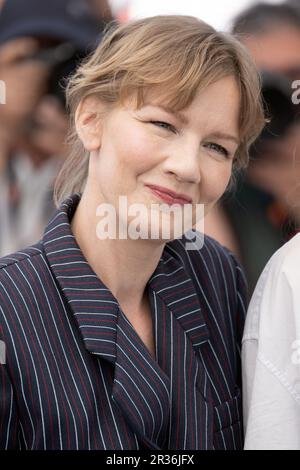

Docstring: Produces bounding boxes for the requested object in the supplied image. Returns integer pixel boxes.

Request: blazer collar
[43,194,210,363]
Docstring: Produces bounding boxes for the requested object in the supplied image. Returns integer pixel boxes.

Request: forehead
[135,76,240,131]
[189,76,240,134]
[135,74,239,105]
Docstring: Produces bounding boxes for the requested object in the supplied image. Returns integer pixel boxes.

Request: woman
[243,232,300,450]
[0,15,264,450]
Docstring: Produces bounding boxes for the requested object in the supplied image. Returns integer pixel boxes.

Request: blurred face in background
[0,37,50,131]
[242,24,300,82]
[240,21,300,220]
[0,36,68,160]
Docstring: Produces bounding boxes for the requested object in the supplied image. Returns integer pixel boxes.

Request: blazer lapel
[112,308,170,449]
[148,248,214,450]
[43,195,118,366]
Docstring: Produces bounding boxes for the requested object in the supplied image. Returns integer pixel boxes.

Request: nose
[161,138,201,184]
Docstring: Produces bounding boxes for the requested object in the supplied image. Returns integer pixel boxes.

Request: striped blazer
[0,194,247,450]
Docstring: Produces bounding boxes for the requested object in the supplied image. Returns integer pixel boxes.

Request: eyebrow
[143,103,189,125]
[144,104,240,144]
[157,105,189,125]
[206,132,240,145]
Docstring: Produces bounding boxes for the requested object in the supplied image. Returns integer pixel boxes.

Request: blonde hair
[54,15,265,207]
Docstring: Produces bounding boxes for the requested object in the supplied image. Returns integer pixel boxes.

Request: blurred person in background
[242,194,300,449]
[0,0,108,256]
[205,1,300,294]
[229,1,300,449]
[233,1,300,80]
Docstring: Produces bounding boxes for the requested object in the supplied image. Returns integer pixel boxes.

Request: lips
[145,184,192,205]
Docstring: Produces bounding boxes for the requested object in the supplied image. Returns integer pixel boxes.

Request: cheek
[203,163,233,202]
[118,130,162,174]
[95,127,162,191]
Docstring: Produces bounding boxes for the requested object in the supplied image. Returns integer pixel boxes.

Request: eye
[150,121,176,133]
[205,142,230,158]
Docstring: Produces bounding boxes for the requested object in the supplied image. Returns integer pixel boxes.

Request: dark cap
[0,0,103,51]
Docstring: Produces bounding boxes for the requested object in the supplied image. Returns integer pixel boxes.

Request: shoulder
[0,242,50,343]
[0,242,44,272]
[0,242,46,305]
[262,232,300,283]
[244,233,300,342]
[249,232,300,303]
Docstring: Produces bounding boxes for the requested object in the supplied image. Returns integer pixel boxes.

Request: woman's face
[85,75,240,241]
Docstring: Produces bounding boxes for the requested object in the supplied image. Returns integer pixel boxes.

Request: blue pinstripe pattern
[0,194,246,449]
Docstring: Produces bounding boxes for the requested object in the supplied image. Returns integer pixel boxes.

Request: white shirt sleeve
[242,234,300,450]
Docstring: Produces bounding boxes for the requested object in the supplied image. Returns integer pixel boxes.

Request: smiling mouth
[146,184,193,205]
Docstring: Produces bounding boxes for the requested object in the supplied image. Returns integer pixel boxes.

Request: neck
[70,184,166,311]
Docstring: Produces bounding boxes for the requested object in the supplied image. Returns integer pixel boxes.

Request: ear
[75,95,104,152]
